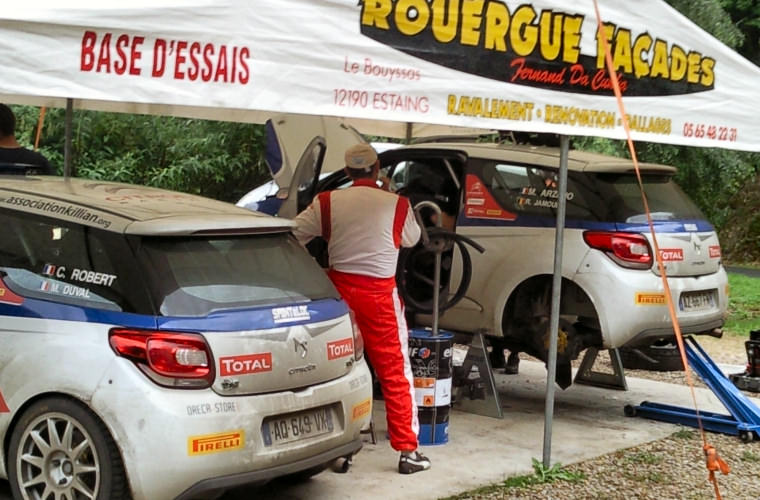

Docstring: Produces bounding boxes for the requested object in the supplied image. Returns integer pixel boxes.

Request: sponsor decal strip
[635,292,666,306]
[327,338,354,360]
[219,353,272,376]
[351,399,371,421]
[188,430,245,456]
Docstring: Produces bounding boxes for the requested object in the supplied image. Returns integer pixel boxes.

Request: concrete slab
[0,360,737,500]
[222,359,733,500]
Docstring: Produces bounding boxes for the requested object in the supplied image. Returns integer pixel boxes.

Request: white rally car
[242,118,728,388]
[0,176,372,500]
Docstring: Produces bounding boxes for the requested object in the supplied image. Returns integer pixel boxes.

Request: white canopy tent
[1,0,759,149]
[2,0,759,469]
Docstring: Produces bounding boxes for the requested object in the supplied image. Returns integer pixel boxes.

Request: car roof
[396,142,677,174]
[0,176,294,235]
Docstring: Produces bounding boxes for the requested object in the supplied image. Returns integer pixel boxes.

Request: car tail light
[583,231,652,269]
[109,328,215,389]
[348,310,364,361]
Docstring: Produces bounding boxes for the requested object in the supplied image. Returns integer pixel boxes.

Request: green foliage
[741,450,760,462]
[10,105,269,203]
[720,0,760,64]
[724,273,760,336]
[529,458,585,484]
[672,428,697,439]
[624,451,663,465]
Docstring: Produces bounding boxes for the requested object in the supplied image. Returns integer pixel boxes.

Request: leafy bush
[11,106,269,203]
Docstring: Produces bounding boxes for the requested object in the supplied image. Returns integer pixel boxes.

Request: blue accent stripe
[457,214,714,232]
[156,299,348,331]
[1,297,348,332]
[0,298,157,328]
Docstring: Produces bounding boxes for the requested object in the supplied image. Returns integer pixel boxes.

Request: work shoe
[398,450,431,474]
[504,352,520,375]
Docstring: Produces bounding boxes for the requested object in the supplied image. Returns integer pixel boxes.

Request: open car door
[262,114,366,218]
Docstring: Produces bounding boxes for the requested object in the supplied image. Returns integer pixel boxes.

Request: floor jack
[625,336,760,443]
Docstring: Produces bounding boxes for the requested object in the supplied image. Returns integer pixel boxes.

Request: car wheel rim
[16,412,100,500]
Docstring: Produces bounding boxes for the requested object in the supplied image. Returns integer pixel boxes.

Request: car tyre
[8,396,129,500]
[619,343,685,372]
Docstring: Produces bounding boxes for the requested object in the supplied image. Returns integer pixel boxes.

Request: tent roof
[1,1,758,146]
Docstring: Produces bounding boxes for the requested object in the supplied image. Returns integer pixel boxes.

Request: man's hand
[378,175,392,191]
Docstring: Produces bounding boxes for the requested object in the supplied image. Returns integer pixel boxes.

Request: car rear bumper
[575,254,729,348]
[174,439,362,500]
[91,358,373,500]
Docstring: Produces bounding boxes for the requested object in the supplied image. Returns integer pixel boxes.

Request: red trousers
[328,269,419,452]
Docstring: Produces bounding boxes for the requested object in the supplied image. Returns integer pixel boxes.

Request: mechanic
[293,143,431,475]
[0,104,54,175]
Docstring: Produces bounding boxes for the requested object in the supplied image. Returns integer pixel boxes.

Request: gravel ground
[449,335,760,500]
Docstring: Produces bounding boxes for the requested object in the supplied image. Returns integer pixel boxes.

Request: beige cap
[344,143,378,171]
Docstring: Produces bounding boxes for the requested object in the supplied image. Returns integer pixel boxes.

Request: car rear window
[591,173,705,222]
[138,233,339,317]
[479,160,705,223]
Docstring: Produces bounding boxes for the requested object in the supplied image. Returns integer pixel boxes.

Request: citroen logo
[692,235,702,254]
[294,339,309,358]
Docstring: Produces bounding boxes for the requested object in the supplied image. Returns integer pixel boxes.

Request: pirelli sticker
[188,430,244,456]
[635,292,666,306]
[351,399,371,421]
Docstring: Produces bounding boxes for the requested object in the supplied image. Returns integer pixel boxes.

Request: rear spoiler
[0,162,48,176]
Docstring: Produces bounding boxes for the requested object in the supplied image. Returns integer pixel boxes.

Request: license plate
[261,407,334,446]
[679,290,716,311]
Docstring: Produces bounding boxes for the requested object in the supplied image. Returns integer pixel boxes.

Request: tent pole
[63,98,73,178]
[542,134,570,468]
[405,122,412,144]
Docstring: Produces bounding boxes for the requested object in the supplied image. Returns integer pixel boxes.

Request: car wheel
[619,343,685,372]
[8,397,129,500]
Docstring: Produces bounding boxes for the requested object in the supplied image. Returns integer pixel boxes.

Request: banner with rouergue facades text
[1,0,759,149]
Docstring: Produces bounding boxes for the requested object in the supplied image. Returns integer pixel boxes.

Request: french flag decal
[42,264,55,276]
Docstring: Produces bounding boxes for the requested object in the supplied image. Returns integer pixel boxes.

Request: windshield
[139,233,339,316]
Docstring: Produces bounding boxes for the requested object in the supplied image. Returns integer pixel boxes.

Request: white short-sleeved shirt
[293,179,421,278]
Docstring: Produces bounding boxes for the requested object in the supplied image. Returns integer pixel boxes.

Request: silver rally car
[0,176,372,500]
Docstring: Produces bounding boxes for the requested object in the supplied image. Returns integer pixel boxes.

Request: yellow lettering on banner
[701,58,715,86]
[447,94,534,121]
[612,28,633,74]
[396,0,429,36]
[510,6,537,57]
[362,0,392,30]
[670,45,688,81]
[543,105,616,129]
[633,34,653,78]
[561,15,582,63]
[483,1,509,51]
[461,0,484,47]
[650,40,670,79]
[432,0,457,43]
[539,11,561,61]
[361,2,716,90]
